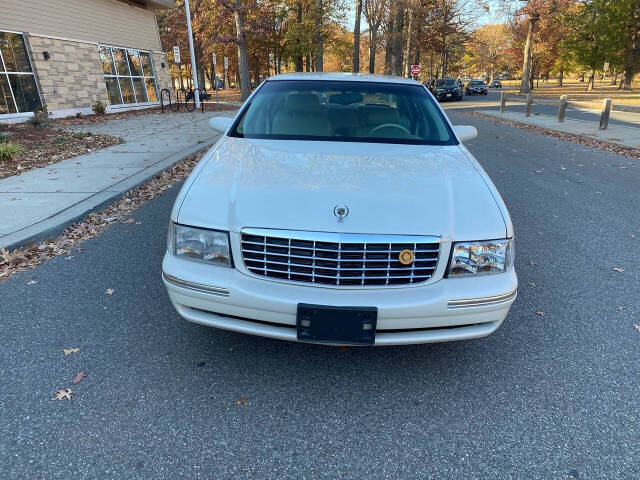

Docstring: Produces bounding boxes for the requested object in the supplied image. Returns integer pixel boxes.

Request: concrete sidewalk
[479,110,640,149]
[0,110,236,250]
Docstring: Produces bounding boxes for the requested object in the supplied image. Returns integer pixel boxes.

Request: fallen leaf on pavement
[72,372,88,384]
[617,306,627,311]
[235,396,249,406]
[106,288,114,295]
[536,311,546,317]
[612,267,624,272]
[51,389,72,401]
[122,218,134,224]
[27,280,38,285]
[530,261,537,266]
[528,282,536,287]
[634,324,640,333]
[1,248,11,263]
[63,348,80,355]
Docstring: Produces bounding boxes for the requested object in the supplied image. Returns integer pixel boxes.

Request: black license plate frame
[296,303,378,345]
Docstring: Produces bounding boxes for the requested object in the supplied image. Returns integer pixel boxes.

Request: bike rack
[161,88,206,113]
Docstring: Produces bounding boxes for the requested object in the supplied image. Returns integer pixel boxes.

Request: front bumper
[435,91,462,101]
[162,253,517,346]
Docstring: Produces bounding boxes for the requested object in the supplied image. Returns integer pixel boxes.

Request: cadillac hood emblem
[333,205,349,222]
[398,249,415,265]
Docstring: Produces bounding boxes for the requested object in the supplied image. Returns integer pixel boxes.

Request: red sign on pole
[410,64,421,77]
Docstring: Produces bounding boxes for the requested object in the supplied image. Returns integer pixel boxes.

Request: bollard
[599,98,612,130]
[500,91,507,113]
[525,93,533,117]
[558,95,568,123]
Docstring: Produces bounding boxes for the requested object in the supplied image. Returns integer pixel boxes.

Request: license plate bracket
[297,304,378,345]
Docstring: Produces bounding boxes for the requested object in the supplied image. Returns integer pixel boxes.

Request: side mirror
[453,125,478,142]
[209,117,233,133]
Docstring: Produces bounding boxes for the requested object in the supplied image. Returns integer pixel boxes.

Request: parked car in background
[163,73,516,346]
[490,80,502,88]
[431,78,462,101]
[465,80,488,95]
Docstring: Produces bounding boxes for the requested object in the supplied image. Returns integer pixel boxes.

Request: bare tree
[315,0,324,71]
[363,0,387,73]
[353,0,363,72]
[219,0,251,100]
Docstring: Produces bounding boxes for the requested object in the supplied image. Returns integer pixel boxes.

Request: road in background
[1,103,639,479]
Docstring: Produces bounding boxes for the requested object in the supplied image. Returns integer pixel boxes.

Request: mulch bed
[470,111,640,160]
[0,151,204,282]
[0,124,123,180]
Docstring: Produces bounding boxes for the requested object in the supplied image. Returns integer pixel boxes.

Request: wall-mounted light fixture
[161,62,165,68]
[43,51,50,60]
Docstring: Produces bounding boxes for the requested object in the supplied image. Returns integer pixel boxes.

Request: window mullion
[0,47,19,113]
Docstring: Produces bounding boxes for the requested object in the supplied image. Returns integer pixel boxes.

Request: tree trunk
[621,71,633,90]
[368,29,376,73]
[558,66,564,86]
[294,2,303,71]
[233,1,251,101]
[314,0,323,72]
[440,32,447,78]
[587,70,595,91]
[611,71,618,85]
[305,54,311,72]
[391,7,404,76]
[353,0,362,72]
[384,18,394,75]
[519,15,538,94]
[403,9,413,77]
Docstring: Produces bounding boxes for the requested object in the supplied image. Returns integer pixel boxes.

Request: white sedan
[162,72,517,346]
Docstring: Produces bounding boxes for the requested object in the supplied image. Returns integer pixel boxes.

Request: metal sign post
[184,0,200,108]
[213,53,219,109]
[224,56,228,91]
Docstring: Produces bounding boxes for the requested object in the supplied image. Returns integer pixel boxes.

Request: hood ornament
[334,205,349,222]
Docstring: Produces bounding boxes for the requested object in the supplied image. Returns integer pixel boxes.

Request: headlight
[168,223,232,267]
[447,239,513,276]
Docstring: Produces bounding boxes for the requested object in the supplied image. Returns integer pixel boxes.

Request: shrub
[27,105,53,129]
[0,133,9,144]
[91,100,107,115]
[0,142,25,161]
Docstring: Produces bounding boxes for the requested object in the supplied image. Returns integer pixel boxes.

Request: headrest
[366,107,399,125]
[329,93,363,105]
[287,93,321,112]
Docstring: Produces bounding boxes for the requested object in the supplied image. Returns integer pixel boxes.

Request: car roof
[266,72,422,85]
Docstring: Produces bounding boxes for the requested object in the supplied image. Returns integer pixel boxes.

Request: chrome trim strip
[162,273,229,297]
[241,239,440,254]
[241,228,442,245]
[447,291,517,309]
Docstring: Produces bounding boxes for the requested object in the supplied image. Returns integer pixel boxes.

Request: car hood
[176,137,507,240]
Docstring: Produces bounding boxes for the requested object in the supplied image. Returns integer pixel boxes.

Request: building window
[98,45,158,105]
[0,31,41,114]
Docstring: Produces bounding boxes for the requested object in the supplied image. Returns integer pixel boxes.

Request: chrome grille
[240,230,440,286]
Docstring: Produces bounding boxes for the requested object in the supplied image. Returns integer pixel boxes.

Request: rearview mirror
[453,125,478,142]
[209,117,233,133]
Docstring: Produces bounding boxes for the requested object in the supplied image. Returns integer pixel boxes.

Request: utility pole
[184,0,200,108]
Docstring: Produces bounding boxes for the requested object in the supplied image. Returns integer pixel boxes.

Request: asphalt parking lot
[1,103,639,479]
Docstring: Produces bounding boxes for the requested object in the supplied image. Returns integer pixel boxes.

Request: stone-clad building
[1,0,173,121]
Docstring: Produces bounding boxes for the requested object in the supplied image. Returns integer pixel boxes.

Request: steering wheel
[368,123,411,135]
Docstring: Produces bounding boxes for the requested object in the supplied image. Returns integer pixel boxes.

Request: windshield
[436,79,456,87]
[230,80,455,145]
[470,81,485,86]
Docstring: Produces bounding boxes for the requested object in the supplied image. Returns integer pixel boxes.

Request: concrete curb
[0,140,215,251]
